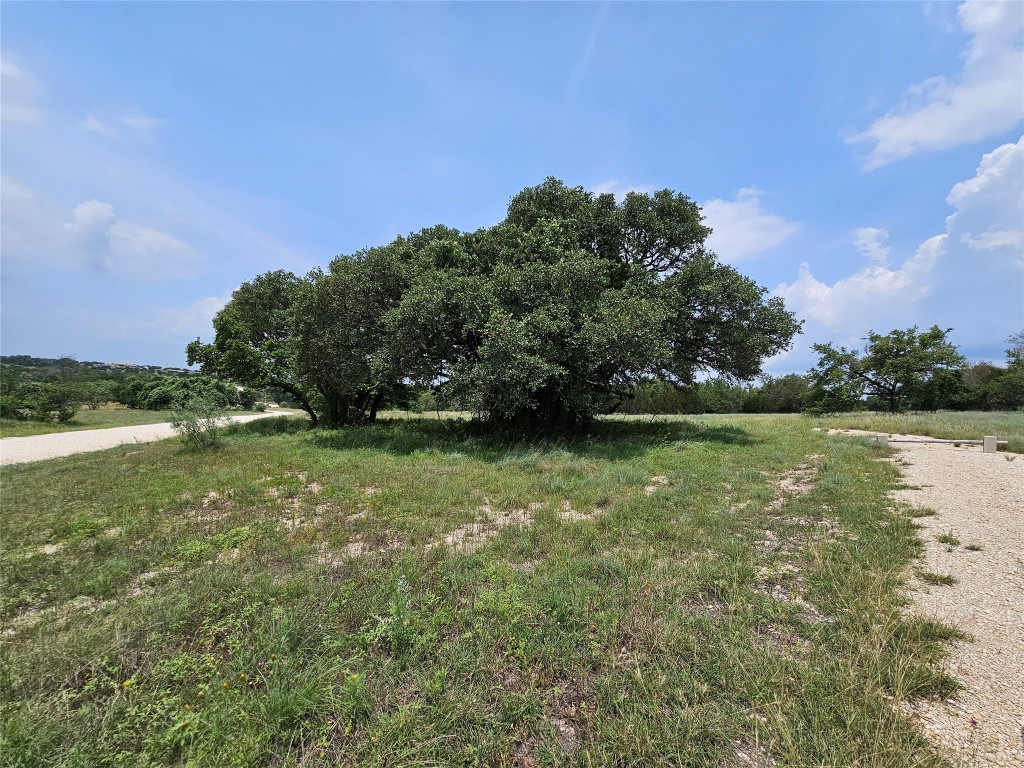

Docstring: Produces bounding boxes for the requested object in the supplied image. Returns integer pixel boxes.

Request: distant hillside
[0,355,194,377]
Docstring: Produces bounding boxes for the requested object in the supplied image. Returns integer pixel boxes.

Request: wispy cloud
[65,198,202,278]
[166,291,235,336]
[82,115,119,137]
[82,112,165,140]
[556,0,611,133]
[1,181,203,280]
[847,1,1024,170]
[851,227,891,263]
[566,1,611,96]
[1,55,43,125]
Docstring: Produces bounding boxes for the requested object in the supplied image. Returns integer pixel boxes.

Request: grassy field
[0,414,963,766]
[0,409,265,439]
[818,410,1024,453]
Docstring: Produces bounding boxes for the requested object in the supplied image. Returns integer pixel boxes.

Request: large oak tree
[188,179,802,428]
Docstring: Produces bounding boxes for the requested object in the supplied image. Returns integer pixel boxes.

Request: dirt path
[0,411,297,466]
[829,428,1024,768]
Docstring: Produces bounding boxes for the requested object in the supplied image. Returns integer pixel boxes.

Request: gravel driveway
[0,411,295,466]
[831,429,1024,768]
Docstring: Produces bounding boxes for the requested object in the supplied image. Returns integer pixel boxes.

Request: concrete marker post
[876,434,888,446]
[983,436,997,454]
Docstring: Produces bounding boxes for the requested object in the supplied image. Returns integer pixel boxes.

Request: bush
[413,390,437,414]
[0,380,80,422]
[170,399,223,451]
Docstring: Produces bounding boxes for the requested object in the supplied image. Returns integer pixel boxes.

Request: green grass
[0,414,956,766]
[917,572,958,587]
[0,409,265,438]
[820,410,1024,453]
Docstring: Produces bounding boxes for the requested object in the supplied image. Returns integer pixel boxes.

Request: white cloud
[66,199,117,236]
[962,228,1023,251]
[946,135,1022,204]
[82,115,118,136]
[851,227,891,263]
[775,238,939,329]
[82,112,165,140]
[772,135,1024,370]
[64,199,201,278]
[702,188,800,262]
[589,179,655,201]
[120,113,165,132]
[1,56,42,125]
[168,291,234,336]
[2,183,203,280]
[847,1,1023,170]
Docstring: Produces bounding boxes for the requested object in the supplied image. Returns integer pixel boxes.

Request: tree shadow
[287,416,756,463]
[223,415,312,437]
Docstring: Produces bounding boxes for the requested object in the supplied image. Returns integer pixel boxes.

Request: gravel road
[0,411,295,466]
[831,429,1024,768]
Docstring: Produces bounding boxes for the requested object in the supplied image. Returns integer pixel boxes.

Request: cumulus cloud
[65,199,201,278]
[847,1,1024,170]
[702,188,800,262]
[1,56,42,125]
[774,237,939,331]
[2,179,203,280]
[773,135,1024,369]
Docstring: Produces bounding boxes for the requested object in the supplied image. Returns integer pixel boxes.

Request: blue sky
[2,1,1022,374]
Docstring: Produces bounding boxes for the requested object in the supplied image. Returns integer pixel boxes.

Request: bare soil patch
[425,502,535,554]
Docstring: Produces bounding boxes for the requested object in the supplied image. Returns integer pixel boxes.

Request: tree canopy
[808,326,966,413]
[188,178,801,428]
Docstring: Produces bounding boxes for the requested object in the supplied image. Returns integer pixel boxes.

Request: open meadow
[0,413,993,766]
[814,411,1024,454]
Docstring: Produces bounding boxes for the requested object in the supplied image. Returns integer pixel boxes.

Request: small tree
[809,326,966,413]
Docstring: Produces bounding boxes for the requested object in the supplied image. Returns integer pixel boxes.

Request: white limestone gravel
[0,411,295,466]
[829,428,1024,768]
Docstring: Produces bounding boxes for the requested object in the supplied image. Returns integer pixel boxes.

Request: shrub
[170,399,223,451]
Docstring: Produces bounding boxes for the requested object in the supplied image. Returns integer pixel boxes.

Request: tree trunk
[368,391,384,424]
[279,382,317,427]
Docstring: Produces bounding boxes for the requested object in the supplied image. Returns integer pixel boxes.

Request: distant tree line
[0,356,264,424]
[805,327,1023,414]
[614,328,1023,416]
[617,374,812,415]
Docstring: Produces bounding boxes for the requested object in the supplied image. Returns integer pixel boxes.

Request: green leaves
[809,326,966,413]
[189,179,801,429]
